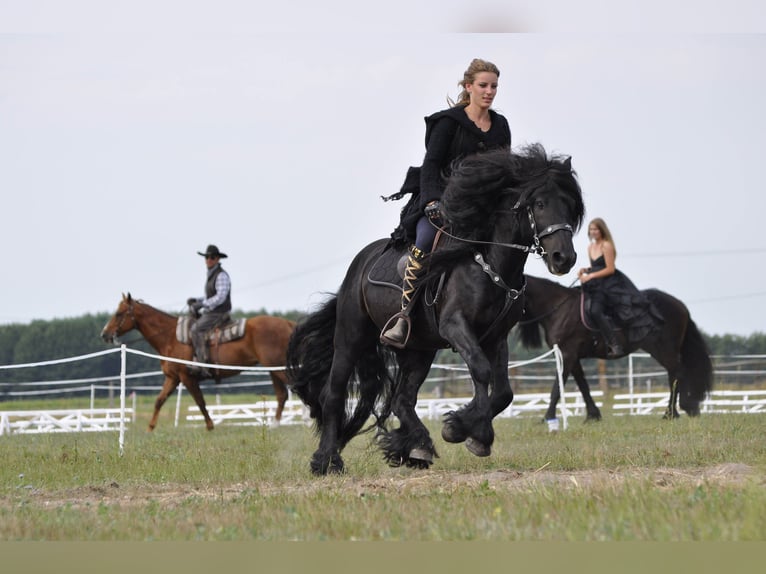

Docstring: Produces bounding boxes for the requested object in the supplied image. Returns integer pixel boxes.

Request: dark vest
[205,265,232,313]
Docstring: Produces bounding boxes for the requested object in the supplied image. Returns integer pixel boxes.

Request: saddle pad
[176,316,247,345]
[367,247,407,291]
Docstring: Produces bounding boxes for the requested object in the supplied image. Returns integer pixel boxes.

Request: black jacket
[389,105,511,245]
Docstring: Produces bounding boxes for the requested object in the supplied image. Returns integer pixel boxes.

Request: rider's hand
[187,297,198,306]
[424,200,443,225]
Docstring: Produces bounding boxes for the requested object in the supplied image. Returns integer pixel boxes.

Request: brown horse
[100,293,295,431]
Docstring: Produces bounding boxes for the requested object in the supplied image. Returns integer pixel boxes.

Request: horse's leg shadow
[377,350,438,469]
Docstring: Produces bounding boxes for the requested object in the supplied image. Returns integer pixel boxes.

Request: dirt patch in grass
[8,463,760,509]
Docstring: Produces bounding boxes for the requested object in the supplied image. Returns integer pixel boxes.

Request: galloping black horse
[517,274,713,422]
[287,145,585,475]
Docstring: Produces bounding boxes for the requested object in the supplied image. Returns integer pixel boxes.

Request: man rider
[187,244,232,378]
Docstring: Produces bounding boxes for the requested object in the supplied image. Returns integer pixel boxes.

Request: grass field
[1,403,765,541]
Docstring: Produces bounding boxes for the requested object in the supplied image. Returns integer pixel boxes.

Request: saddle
[176,315,248,346]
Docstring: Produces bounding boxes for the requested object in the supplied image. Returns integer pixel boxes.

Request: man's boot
[189,334,211,378]
[380,246,426,348]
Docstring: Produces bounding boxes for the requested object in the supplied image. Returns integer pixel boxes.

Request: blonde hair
[448,58,501,107]
[590,217,617,257]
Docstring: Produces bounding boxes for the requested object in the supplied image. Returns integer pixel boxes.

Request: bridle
[111,301,137,336]
[105,300,146,346]
[431,203,573,257]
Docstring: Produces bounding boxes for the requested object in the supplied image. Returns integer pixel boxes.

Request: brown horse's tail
[286,295,394,446]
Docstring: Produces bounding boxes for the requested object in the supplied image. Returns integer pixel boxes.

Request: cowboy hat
[197,244,228,258]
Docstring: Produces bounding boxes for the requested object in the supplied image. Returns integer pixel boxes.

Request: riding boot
[189,333,212,378]
[380,246,426,347]
[595,315,624,358]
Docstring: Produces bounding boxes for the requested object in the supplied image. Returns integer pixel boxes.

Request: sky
[1,1,765,337]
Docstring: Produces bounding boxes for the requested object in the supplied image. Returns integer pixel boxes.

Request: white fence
[0,407,134,435]
[2,347,765,450]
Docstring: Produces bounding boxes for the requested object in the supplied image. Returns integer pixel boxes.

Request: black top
[419,106,511,208]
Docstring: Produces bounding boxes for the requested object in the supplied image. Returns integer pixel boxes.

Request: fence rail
[0,407,135,436]
[1,348,765,449]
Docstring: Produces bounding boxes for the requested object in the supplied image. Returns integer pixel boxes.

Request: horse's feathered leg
[378,348,438,468]
[439,315,495,456]
[488,336,514,417]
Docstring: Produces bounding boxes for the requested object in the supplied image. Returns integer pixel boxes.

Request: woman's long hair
[448,58,501,107]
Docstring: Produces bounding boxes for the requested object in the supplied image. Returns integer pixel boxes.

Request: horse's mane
[442,143,583,240]
[132,298,177,320]
[427,143,584,272]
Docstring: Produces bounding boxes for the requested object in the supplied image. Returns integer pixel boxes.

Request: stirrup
[380,312,411,349]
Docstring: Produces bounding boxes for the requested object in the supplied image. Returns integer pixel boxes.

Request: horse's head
[515,151,584,275]
[100,293,139,344]
[441,144,585,276]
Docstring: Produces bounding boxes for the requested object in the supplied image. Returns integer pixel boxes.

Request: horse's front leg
[179,373,215,431]
[439,319,494,457]
[378,349,438,469]
[487,336,513,417]
[148,375,182,431]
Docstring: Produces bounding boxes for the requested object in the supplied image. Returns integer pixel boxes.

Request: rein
[430,205,573,257]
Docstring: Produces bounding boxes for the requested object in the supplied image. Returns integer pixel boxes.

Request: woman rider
[380,58,512,347]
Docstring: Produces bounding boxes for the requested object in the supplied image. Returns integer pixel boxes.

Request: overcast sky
[1,1,765,336]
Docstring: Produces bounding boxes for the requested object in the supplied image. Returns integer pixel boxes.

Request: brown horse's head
[101,293,139,344]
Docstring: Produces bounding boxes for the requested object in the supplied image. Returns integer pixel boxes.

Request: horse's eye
[535,199,545,210]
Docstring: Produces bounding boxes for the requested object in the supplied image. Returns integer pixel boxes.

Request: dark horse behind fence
[286,144,585,475]
[517,274,713,422]
[101,294,295,431]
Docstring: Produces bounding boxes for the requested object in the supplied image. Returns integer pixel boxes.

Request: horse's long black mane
[443,143,581,238]
[428,143,584,272]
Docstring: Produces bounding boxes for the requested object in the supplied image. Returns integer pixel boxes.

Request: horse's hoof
[441,422,465,443]
[465,437,491,457]
[409,448,433,464]
[546,418,560,433]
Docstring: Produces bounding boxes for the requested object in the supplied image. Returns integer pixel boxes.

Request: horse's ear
[564,156,572,171]
[126,292,132,302]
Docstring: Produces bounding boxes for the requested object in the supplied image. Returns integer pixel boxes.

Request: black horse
[286,145,585,475]
[517,274,713,423]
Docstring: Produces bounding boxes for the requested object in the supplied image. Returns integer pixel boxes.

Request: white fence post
[119,344,127,456]
[553,344,568,431]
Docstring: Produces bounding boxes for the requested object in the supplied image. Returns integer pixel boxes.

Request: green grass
[1,412,765,541]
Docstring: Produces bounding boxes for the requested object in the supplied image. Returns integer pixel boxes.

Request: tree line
[0,309,763,395]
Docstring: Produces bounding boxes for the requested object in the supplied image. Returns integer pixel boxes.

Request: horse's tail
[285,295,395,446]
[286,296,338,426]
[517,316,544,349]
[678,317,714,415]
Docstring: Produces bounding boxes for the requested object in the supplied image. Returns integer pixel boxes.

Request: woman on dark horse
[287,143,584,474]
[380,58,512,347]
[577,217,663,357]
